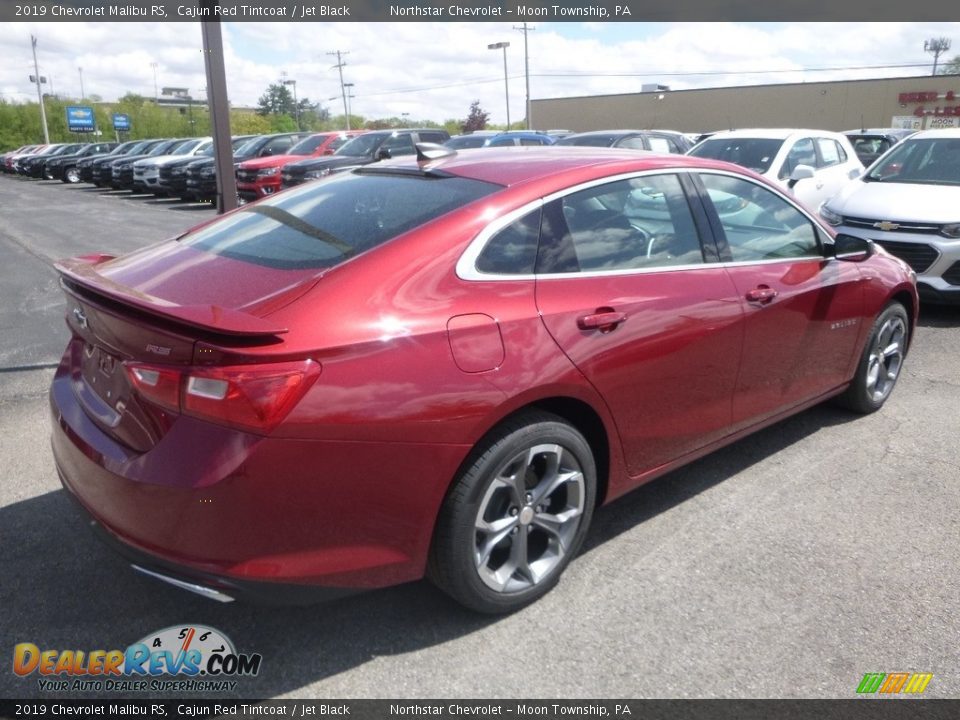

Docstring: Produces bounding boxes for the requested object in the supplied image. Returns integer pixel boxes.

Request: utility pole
[924,37,952,75]
[78,66,85,100]
[513,23,535,129]
[150,61,159,102]
[30,34,50,144]
[327,50,350,131]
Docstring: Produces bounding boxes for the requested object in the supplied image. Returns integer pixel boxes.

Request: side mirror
[829,233,873,262]
[787,164,815,189]
[376,148,392,161]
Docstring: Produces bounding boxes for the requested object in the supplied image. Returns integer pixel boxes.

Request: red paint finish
[446,314,505,373]
[49,148,918,599]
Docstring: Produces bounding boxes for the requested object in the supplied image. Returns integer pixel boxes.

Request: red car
[51,147,917,613]
[235,131,363,202]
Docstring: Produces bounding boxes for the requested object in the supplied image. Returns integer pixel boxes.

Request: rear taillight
[125,360,320,434]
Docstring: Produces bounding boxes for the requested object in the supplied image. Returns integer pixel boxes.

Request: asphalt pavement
[0,176,958,700]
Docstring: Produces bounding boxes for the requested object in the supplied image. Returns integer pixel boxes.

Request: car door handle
[745,287,778,304]
[577,311,627,331]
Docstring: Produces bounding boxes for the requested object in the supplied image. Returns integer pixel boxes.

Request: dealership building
[530,74,960,135]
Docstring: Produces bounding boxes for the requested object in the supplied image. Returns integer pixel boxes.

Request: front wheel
[429,411,596,614]
[836,302,909,413]
[64,167,81,184]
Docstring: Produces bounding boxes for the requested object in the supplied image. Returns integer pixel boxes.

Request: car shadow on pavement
[584,403,854,552]
[0,403,858,700]
[0,486,495,701]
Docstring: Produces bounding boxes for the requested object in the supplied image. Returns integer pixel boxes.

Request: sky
[2,21,959,126]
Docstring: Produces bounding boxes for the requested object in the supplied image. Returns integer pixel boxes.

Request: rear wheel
[836,302,909,413]
[429,411,596,614]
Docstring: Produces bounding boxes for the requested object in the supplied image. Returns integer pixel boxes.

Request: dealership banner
[0,700,958,719]
[65,106,96,133]
[3,0,958,22]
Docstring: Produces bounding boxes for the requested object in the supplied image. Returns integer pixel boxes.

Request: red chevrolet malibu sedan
[51,147,917,613]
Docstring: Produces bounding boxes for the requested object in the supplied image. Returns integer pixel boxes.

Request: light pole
[488,41,511,129]
[924,37,952,76]
[280,72,300,129]
[78,66,85,100]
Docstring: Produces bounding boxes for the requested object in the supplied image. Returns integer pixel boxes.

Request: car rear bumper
[49,360,464,600]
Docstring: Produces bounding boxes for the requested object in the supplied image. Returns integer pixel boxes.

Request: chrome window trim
[456,167,834,282]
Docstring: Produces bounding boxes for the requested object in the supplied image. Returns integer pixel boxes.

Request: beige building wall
[531,75,960,134]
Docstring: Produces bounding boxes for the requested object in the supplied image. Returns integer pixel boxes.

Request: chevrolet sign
[873,221,901,231]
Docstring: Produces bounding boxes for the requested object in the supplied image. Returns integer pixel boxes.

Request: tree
[939,54,960,75]
[256,83,297,117]
[461,100,489,133]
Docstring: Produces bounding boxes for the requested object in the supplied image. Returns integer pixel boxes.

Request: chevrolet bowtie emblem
[873,221,901,231]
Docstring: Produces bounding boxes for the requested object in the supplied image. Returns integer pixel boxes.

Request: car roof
[375,145,746,188]
[706,128,847,140]
[909,128,960,139]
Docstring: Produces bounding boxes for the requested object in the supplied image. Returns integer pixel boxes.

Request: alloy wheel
[473,443,586,593]
[865,315,906,403]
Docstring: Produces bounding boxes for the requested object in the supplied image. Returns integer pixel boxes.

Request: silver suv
[819,128,960,304]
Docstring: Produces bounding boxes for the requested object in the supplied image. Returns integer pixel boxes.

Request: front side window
[779,138,817,179]
[540,174,704,273]
[380,133,416,157]
[699,174,820,262]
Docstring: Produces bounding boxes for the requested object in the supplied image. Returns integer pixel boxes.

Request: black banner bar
[2,0,959,22]
[2,700,960,720]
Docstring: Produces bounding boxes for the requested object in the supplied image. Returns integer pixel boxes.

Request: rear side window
[181,172,500,270]
[816,138,841,167]
[476,208,542,275]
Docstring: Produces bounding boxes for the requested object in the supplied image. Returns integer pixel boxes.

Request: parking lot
[1,175,959,700]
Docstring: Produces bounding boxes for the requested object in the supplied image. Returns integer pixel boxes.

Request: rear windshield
[556,134,620,147]
[688,138,785,173]
[180,171,501,270]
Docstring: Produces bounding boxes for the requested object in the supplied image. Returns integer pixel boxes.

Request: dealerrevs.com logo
[13,625,263,692]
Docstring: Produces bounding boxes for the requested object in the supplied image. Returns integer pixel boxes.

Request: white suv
[819,128,960,304]
[687,129,863,211]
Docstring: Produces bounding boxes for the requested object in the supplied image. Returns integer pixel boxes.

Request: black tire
[835,302,909,414]
[63,167,81,184]
[428,411,596,614]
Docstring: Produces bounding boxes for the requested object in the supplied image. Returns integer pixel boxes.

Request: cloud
[2,21,957,127]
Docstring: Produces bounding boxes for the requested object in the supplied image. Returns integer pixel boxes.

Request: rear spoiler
[55,255,289,337]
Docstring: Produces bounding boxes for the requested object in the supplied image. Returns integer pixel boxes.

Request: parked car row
[687,127,960,305]
[5,124,957,305]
